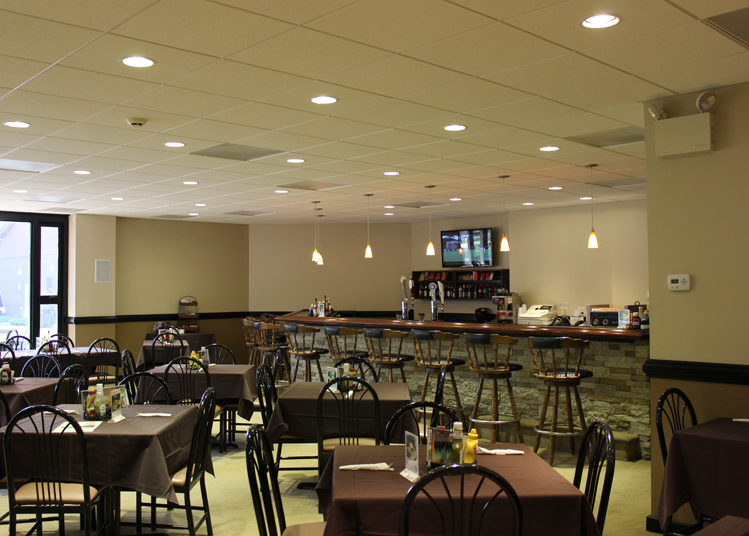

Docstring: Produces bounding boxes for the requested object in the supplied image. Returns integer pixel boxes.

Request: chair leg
[200,478,213,536]
[399,366,407,383]
[565,386,576,455]
[549,385,560,466]
[449,372,463,419]
[292,357,300,383]
[534,385,551,453]
[419,369,430,402]
[573,386,587,431]
[184,490,195,536]
[315,358,324,382]
[506,377,523,443]
[136,491,142,533]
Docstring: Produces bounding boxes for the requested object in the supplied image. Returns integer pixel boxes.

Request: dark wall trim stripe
[67,311,285,325]
[643,359,749,386]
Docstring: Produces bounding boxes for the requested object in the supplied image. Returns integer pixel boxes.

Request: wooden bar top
[279,313,649,342]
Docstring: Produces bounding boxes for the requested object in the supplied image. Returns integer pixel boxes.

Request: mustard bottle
[464,428,479,464]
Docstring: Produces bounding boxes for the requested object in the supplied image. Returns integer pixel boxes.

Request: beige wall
[68,214,117,317]
[646,82,749,365]
[248,222,411,312]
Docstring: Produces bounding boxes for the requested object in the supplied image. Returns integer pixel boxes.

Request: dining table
[0,377,60,423]
[265,381,412,443]
[692,516,749,536]
[136,339,191,370]
[316,443,601,536]
[11,346,119,375]
[659,418,749,524]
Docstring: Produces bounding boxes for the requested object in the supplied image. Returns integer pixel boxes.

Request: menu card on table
[401,431,419,482]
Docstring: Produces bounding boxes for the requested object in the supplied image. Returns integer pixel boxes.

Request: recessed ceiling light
[189,212,199,216]
[581,14,620,29]
[287,158,305,163]
[195,203,206,207]
[111,197,124,201]
[74,170,91,175]
[383,171,399,176]
[4,121,30,128]
[310,96,337,104]
[384,212,394,216]
[13,189,29,194]
[183,181,198,185]
[384,205,395,209]
[275,189,289,194]
[540,146,559,152]
[523,202,534,206]
[580,196,592,200]
[450,197,462,201]
[443,124,466,132]
[122,56,154,68]
[549,186,563,190]
[164,141,185,148]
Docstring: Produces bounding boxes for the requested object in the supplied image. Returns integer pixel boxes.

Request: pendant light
[585,164,599,249]
[311,201,322,262]
[316,213,324,265]
[364,194,373,258]
[498,175,510,252]
[425,185,435,256]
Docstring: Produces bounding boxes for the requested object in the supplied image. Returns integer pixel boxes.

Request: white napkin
[136,412,172,418]
[339,462,393,471]
[13,377,23,382]
[733,418,749,422]
[477,447,524,456]
[59,408,79,415]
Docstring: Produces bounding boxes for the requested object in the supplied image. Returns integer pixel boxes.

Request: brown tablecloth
[316,444,600,536]
[659,418,749,523]
[266,381,412,443]
[145,332,216,352]
[12,346,119,375]
[149,364,256,420]
[0,378,59,422]
[137,340,191,369]
[0,404,204,504]
[693,516,749,536]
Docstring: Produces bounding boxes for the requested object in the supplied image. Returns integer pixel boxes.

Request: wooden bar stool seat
[241,317,261,367]
[464,333,524,443]
[283,324,327,382]
[255,322,290,384]
[363,328,413,383]
[412,330,464,419]
[528,336,592,466]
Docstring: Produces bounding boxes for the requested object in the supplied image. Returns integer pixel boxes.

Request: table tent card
[401,431,419,482]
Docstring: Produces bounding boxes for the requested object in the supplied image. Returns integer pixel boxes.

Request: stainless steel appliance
[492,292,522,324]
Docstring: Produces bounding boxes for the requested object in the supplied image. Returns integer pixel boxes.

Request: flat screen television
[440,228,494,268]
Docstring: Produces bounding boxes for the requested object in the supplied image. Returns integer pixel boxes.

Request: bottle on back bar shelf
[631,311,641,329]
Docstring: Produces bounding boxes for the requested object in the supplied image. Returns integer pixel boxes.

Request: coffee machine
[492,292,522,324]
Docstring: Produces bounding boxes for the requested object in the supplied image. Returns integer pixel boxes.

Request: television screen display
[441,228,494,268]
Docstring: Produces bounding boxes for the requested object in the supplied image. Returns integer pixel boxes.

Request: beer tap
[430,281,445,321]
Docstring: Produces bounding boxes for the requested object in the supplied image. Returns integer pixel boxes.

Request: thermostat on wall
[667,274,691,291]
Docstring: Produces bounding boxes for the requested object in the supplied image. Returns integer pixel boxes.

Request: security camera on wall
[647,104,667,121]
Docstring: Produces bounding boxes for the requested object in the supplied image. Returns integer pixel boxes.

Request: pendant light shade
[365,244,373,258]
[364,194,373,258]
[499,175,510,252]
[588,229,599,249]
[500,233,510,251]
[585,164,599,249]
[425,185,435,256]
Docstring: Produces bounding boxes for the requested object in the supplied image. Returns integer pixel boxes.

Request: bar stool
[256,322,290,383]
[364,328,414,383]
[464,333,524,443]
[528,336,592,465]
[241,317,261,367]
[283,324,327,382]
[412,330,464,418]
[324,326,368,360]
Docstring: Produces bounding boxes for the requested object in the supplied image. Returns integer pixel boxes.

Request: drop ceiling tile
[307,0,493,52]
[597,103,646,128]
[161,119,267,144]
[207,101,324,130]
[638,52,749,95]
[457,127,551,149]
[404,78,532,113]
[335,99,451,129]
[0,55,51,89]
[2,148,76,165]
[170,60,311,101]
[238,130,331,152]
[229,27,391,79]
[124,133,223,154]
[60,35,218,85]
[669,0,749,18]
[308,160,382,174]
[440,150,526,166]
[0,130,43,147]
[269,168,345,182]
[24,137,117,156]
[259,81,388,115]
[53,123,153,145]
[446,0,568,20]
[0,11,100,63]
[527,113,630,138]
[113,0,294,57]
[97,146,180,165]
[71,157,146,172]
[506,0,695,52]
[121,86,247,117]
[584,22,746,76]
[82,106,197,132]
[606,142,646,158]
[406,22,568,76]
[297,142,386,160]
[401,115,509,140]
[401,140,493,158]
[0,0,158,30]
[345,129,443,151]
[548,76,673,112]
[0,91,111,122]
[323,56,468,99]
[20,66,158,105]
[217,161,301,176]
[472,98,583,128]
[214,0,358,25]
[282,116,388,141]
[350,151,434,167]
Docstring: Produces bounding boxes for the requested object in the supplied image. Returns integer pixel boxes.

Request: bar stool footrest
[533,425,586,438]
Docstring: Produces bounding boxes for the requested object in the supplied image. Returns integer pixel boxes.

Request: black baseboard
[646,514,694,534]
[643,359,749,386]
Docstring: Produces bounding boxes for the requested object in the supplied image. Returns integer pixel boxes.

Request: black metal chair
[574,421,616,534]
[0,389,11,427]
[20,354,61,378]
[0,342,14,368]
[121,349,136,379]
[2,405,109,536]
[5,335,31,351]
[86,337,120,384]
[50,334,74,347]
[119,372,173,405]
[204,343,238,443]
[52,364,88,405]
[141,388,216,536]
[150,332,188,370]
[399,463,523,536]
[164,356,212,405]
[383,401,458,445]
[36,340,71,369]
[317,377,380,479]
[245,424,326,536]
[204,343,235,364]
[334,356,378,383]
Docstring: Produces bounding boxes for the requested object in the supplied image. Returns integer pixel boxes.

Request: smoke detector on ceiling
[126,117,148,127]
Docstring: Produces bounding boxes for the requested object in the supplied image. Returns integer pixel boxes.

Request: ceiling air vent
[566,127,644,148]
[705,7,749,49]
[275,180,349,191]
[191,143,284,161]
[155,214,194,219]
[224,210,277,217]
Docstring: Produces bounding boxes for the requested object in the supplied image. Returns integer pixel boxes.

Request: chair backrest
[528,336,589,378]
[246,424,287,536]
[255,365,277,428]
[256,322,283,350]
[655,387,698,466]
[120,372,173,405]
[151,332,188,369]
[464,333,518,372]
[165,356,211,404]
[412,330,460,367]
[87,337,121,381]
[242,317,260,348]
[573,421,616,534]
[183,387,216,488]
[384,401,457,445]
[205,343,235,364]
[364,328,409,363]
[399,464,523,536]
[4,329,18,341]
[0,342,15,367]
[5,335,31,351]
[283,323,320,355]
[317,377,381,447]
[0,390,11,427]
[325,326,366,360]
[121,349,136,379]
[3,405,93,508]
[21,354,61,378]
[37,339,72,357]
[334,356,378,383]
[53,364,88,405]
[51,334,74,348]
